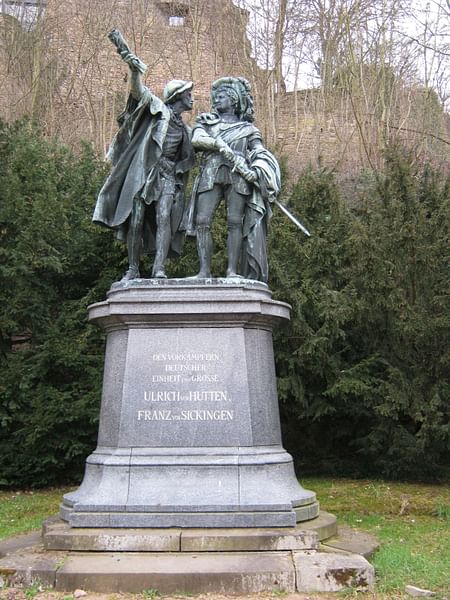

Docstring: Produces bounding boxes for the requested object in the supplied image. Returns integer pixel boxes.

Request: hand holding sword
[216,139,311,236]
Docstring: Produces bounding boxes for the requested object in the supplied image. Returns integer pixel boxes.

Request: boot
[120,265,140,281]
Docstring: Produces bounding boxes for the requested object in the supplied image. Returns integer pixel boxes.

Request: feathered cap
[211,76,255,122]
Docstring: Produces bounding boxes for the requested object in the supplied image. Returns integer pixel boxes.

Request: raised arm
[122,53,146,99]
[107,29,147,100]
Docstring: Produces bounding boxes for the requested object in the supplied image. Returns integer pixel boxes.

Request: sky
[234,0,450,109]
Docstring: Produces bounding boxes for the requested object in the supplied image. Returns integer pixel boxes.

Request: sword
[275,200,311,237]
[223,149,311,237]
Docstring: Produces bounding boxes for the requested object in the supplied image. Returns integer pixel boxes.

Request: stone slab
[0,547,61,588]
[0,531,42,558]
[294,502,321,522]
[43,515,337,552]
[43,519,181,552]
[293,511,338,541]
[293,551,375,592]
[321,525,380,558]
[54,551,296,594]
[181,527,319,552]
[62,510,299,528]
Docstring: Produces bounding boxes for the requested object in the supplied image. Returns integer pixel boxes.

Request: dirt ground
[0,589,403,600]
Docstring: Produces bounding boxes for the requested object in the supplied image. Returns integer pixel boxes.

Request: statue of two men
[93,33,280,283]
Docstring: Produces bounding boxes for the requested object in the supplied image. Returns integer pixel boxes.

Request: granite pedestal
[61,279,318,528]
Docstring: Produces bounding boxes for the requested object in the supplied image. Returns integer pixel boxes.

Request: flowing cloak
[181,114,261,234]
[93,87,194,255]
[240,147,281,283]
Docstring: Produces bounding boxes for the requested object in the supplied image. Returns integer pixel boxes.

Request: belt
[159,156,176,176]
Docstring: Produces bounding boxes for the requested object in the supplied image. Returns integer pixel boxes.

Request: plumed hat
[211,76,255,122]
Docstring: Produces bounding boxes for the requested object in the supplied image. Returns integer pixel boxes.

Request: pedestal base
[61,279,318,528]
[0,514,378,594]
[61,445,317,527]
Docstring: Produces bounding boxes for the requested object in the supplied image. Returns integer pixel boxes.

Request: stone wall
[0,0,448,178]
[275,88,450,180]
[0,0,262,150]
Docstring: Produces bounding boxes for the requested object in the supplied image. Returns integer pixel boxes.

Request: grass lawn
[303,478,450,597]
[0,487,72,541]
[0,478,449,599]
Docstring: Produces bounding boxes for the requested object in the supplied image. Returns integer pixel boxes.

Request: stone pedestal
[61,279,318,528]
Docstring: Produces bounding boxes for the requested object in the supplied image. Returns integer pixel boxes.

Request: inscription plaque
[120,328,252,447]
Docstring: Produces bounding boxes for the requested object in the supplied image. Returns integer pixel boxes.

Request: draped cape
[182,113,280,282]
[240,147,281,282]
[93,88,194,255]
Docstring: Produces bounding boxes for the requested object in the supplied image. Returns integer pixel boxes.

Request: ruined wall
[0,0,448,179]
[0,0,263,151]
[276,88,450,180]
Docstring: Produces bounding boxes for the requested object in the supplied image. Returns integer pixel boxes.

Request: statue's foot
[226,269,244,279]
[120,267,140,282]
[185,271,212,280]
[152,269,167,279]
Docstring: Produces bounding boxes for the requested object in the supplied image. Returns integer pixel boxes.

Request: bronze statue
[183,77,281,282]
[93,30,195,280]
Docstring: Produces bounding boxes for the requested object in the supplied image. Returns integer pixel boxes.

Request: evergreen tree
[0,119,121,487]
[270,152,450,481]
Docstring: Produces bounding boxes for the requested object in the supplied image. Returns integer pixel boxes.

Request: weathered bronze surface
[93,30,194,281]
[183,76,281,282]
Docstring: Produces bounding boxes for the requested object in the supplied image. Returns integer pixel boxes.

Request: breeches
[131,172,176,231]
[130,195,173,237]
[195,184,248,227]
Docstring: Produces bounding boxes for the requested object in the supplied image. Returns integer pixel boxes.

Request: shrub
[0,119,121,487]
[270,150,450,481]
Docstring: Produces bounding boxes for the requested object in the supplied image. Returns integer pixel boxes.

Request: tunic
[182,112,281,282]
[194,119,262,195]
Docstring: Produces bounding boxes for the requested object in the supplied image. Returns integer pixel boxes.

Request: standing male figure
[183,76,280,282]
[93,30,194,280]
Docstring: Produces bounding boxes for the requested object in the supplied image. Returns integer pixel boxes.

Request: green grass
[142,590,161,599]
[1,479,449,598]
[303,478,450,597]
[0,487,73,540]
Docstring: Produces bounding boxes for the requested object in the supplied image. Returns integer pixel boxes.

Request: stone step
[43,513,338,552]
[291,510,338,540]
[321,524,380,558]
[54,551,296,594]
[1,513,377,594]
[294,551,375,592]
[0,547,375,594]
[0,531,41,559]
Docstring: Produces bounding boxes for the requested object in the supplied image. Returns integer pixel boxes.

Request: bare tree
[1,0,447,174]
